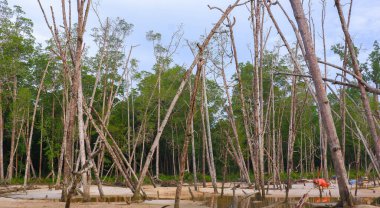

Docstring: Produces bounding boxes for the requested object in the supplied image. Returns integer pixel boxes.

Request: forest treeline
[1,0,380,207]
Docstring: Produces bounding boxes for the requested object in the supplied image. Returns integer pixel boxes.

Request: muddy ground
[0,182,379,207]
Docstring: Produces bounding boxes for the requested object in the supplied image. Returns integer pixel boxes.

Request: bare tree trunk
[334,0,380,168]
[55,92,68,188]
[227,16,256,185]
[319,115,329,179]
[131,2,241,198]
[140,125,146,173]
[188,81,198,191]
[77,68,90,201]
[202,66,218,193]
[258,4,266,197]
[300,133,303,176]
[285,72,297,201]
[174,54,203,208]
[251,0,264,195]
[61,57,76,201]
[7,76,17,181]
[327,83,380,178]
[279,105,285,173]
[200,88,209,188]
[289,0,353,205]
[171,124,177,176]
[156,66,161,179]
[24,61,50,188]
[221,148,228,197]
[39,106,43,179]
[127,79,131,162]
[271,73,277,187]
[85,105,141,195]
[219,60,250,183]
[0,82,3,181]
[355,138,360,196]
[321,0,329,180]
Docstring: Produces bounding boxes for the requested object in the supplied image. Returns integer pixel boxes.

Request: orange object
[313,178,330,188]
[315,197,331,203]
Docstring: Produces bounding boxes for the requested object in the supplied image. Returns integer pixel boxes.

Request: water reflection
[203,195,377,208]
[60,194,378,207]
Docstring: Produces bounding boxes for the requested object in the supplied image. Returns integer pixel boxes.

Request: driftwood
[0,186,38,195]
[295,193,309,208]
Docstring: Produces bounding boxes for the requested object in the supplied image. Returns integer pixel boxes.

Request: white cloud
[7,0,380,77]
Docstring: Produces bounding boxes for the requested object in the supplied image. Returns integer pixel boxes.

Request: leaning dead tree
[208,27,250,184]
[334,0,380,169]
[23,60,50,188]
[132,0,243,200]
[37,0,139,202]
[289,0,353,206]
[226,16,258,187]
[201,62,218,192]
[174,51,203,208]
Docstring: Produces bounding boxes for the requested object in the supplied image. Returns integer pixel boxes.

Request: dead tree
[289,0,353,206]
[201,64,218,193]
[285,68,297,201]
[174,53,203,208]
[132,1,243,200]
[334,0,380,169]
[24,61,50,188]
[340,0,353,164]
[0,82,3,180]
[227,16,257,187]
[37,0,92,200]
[6,76,18,181]
[65,149,102,208]
[320,0,328,180]
[327,84,380,178]
[209,30,250,184]
[199,74,212,188]
[250,0,264,195]
[188,79,198,191]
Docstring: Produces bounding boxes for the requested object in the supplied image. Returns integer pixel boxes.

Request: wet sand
[0,182,379,207]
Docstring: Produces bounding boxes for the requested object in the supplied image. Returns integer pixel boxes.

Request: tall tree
[289,0,353,205]
[0,1,34,181]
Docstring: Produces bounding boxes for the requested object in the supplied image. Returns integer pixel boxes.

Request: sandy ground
[0,197,208,208]
[0,182,379,207]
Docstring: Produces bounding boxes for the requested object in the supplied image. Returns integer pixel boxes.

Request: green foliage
[1,1,379,185]
[364,41,380,86]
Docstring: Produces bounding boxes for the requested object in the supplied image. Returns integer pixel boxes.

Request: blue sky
[8,0,380,81]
